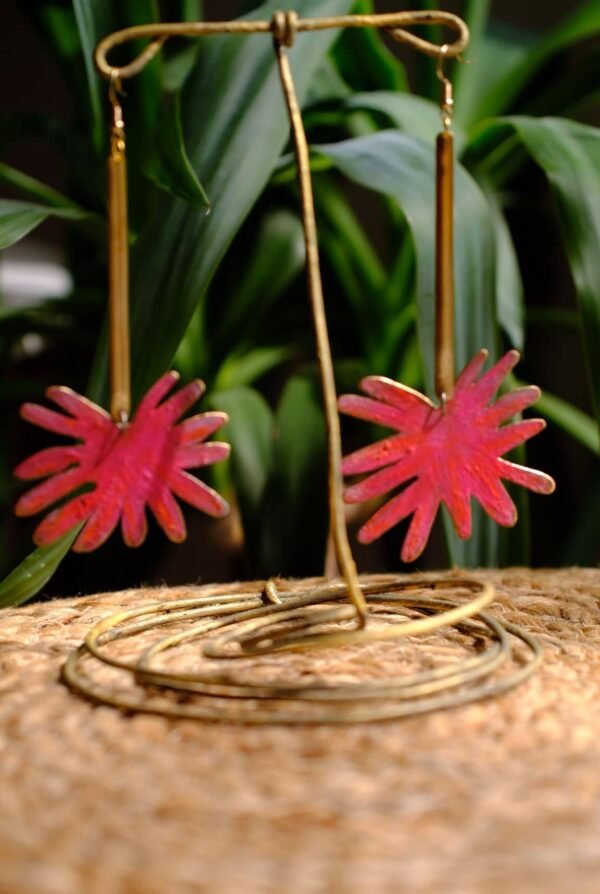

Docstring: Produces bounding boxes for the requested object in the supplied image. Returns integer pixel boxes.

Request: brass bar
[274,39,367,624]
[107,101,131,422]
[435,128,455,400]
[94,12,469,81]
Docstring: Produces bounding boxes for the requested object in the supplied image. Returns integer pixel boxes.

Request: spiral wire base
[62,576,541,724]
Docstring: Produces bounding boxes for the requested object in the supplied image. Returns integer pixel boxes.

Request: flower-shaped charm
[15,372,230,552]
[339,350,555,563]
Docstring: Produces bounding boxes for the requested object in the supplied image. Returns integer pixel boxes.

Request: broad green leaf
[0,526,82,609]
[330,0,408,92]
[72,0,112,153]
[259,374,328,576]
[345,92,467,152]
[0,163,83,210]
[471,0,600,122]
[88,0,354,405]
[484,187,524,349]
[0,199,90,250]
[142,93,210,207]
[453,0,491,124]
[507,117,600,426]
[529,384,599,455]
[211,387,274,518]
[315,130,502,566]
[214,346,291,391]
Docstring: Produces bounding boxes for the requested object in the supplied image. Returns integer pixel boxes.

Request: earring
[338,47,555,564]
[13,72,231,553]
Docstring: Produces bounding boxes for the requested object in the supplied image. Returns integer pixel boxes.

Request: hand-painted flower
[14,371,230,553]
[338,350,555,564]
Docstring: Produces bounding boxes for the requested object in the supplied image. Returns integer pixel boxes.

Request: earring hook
[436,44,453,131]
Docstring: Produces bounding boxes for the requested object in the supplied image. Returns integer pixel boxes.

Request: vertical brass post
[434,49,455,402]
[107,76,131,423]
[273,21,367,624]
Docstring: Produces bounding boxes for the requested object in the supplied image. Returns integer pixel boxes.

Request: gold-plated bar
[107,101,131,422]
[435,128,455,401]
[274,36,367,624]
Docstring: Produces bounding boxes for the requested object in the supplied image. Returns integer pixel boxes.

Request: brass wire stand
[62,10,542,723]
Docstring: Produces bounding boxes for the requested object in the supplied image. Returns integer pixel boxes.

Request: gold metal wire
[59,9,544,723]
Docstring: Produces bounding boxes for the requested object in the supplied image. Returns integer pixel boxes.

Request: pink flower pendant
[339,349,555,563]
[14,372,230,552]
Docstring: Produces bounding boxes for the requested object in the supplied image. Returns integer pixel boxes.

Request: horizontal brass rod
[95,11,469,80]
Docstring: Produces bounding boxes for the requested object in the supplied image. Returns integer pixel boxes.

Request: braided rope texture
[0,568,599,893]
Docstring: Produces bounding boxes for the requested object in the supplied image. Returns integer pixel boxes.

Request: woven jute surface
[0,568,599,894]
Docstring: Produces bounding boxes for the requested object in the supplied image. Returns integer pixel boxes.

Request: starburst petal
[121,498,148,548]
[492,418,546,455]
[338,395,409,431]
[15,467,88,517]
[47,387,112,426]
[75,498,122,553]
[14,446,83,480]
[471,474,517,527]
[175,442,231,469]
[497,459,556,494]
[135,371,180,416]
[482,386,540,426]
[34,492,96,547]
[358,481,423,544]
[455,349,488,388]
[159,380,205,424]
[178,412,229,444]
[443,480,472,540]
[401,492,439,563]
[470,350,520,404]
[360,377,434,429]
[148,486,187,543]
[342,433,420,475]
[20,403,83,437]
[344,455,419,503]
[167,469,230,518]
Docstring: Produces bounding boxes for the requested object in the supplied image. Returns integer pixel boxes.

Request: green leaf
[259,373,328,576]
[529,384,599,455]
[88,0,355,406]
[507,117,600,427]
[484,187,524,349]
[0,199,90,250]
[214,346,291,391]
[471,0,600,122]
[315,130,503,567]
[0,163,84,210]
[142,93,210,207]
[330,0,408,92]
[346,92,467,151]
[72,0,112,154]
[0,527,82,610]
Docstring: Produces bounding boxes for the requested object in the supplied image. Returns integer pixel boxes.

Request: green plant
[1,0,599,605]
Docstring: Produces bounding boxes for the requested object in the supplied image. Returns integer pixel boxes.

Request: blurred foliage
[1,0,599,604]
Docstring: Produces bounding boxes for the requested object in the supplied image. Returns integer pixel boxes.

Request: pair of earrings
[13,17,555,571]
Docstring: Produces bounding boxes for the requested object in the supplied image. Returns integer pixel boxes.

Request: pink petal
[491,418,546,455]
[74,498,122,553]
[482,386,540,426]
[135,371,180,417]
[175,442,231,469]
[14,446,83,481]
[121,497,148,548]
[177,412,229,444]
[455,350,488,388]
[471,474,517,527]
[401,493,439,563]
[33,492,96,546]
[339,395,415,432]
[167,469,229,518]
[471,350,520,404]
[344,455,419,503]
[358,481,422,544]
[497,459,556,494]
[342,433,421,475]
[148,487,187,543]
[20,403,81,437]
[159,380,205,423]
[360,377,434,429]
[47,387,112,426]
[15,467,88,517]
